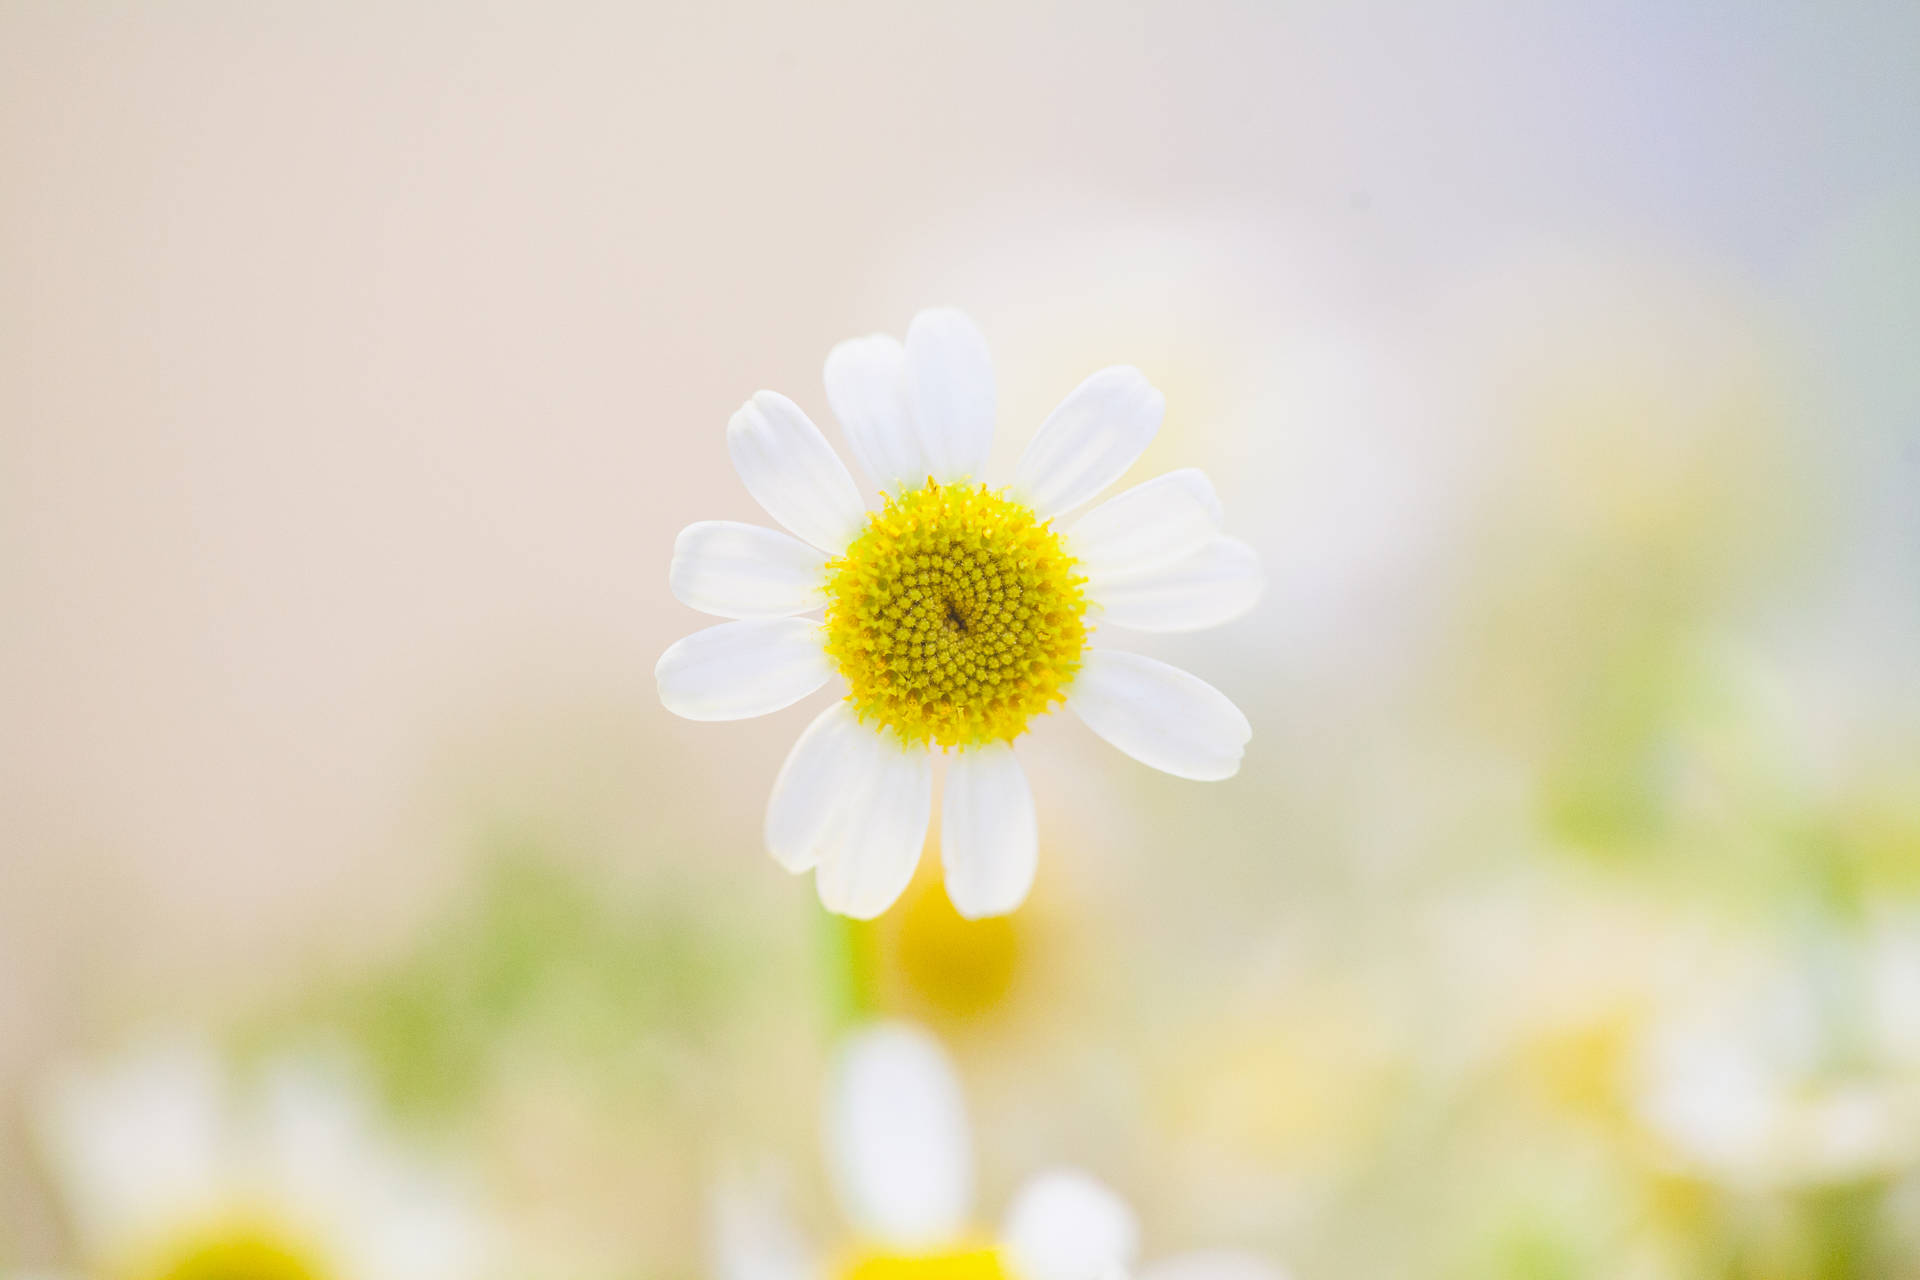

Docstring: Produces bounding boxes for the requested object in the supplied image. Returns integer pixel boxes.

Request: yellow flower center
[824,480,1088,749]
[842,1245,1011,1280]
[1524,1009,1639,1125]
[132,1229,327,1280]
[849,862,1025,1024]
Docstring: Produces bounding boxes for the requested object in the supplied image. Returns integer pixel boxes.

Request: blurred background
[4,2,1918,1277]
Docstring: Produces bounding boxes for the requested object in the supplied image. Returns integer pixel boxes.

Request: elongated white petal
[727,391,867,552]
[351,1169,493,1280]
[941,744,1038,919]
[1090,537,1263,633]
[1140,1252,1293,1280]
[656,618,831,721]
[906,308,995,482]
[826,334,929,495]
[765,702,868,873]
[1069,650,1251,780]
[1066,468,1223,579]
[1014,366,1164,519]
[670,521,827,619]
[36,1041,228,1248]
[827,1024,971,1249]
[256,1053,378,1212]
[813,728,933,919]
[1002,1170,1140,1280]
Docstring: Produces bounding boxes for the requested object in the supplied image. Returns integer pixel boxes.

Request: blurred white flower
[30,1038,495,1280]
[1633,916,1920,1189]
[713,1024,1288,1280]
[1871,914,1920,1062]
[657,309,1260,920]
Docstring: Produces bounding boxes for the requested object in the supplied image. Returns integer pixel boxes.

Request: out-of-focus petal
[1001,1170,1139,1280]
[826,1024,972,1248]
[35,1041,229,1249]
[711,1175,822,1280]
[1139,1251,1293,1280]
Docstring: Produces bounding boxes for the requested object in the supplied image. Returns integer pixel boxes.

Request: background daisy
[713,1023,1288,1280]
[27,1040,494,1280]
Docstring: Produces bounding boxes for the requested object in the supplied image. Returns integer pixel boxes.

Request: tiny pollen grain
[824,478,1089,749]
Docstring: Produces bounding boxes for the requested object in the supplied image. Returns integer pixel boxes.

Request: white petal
[1068,651,1251,781]
[241,1049,492,1280]
[727,391,868,552]
[35,1041,229,1248]
[765,702,868,873]
[656,618,832,721]
[1014,367,1164,519]
[940,744,1038,919]
[1089,537,1264,633]
[255,1052,376,1211]
[813,728,933,920]
[1139,1252,1293,1280]
[711,1176,821,1280]
[671,521,827,619]
[906,308,995,482]
[1065,469,1223,579]
[826,1024,972,1249]
[826,334,929,495]
[343,1165,493,1280]
[1634,1021,1780,1175]
[1001,1170,1140,1280]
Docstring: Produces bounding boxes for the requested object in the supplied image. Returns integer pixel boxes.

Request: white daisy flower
[1632,918,1920,1189]
[657,309,1261,920]
[28,1039,494,1280]
[713,1022,1288,1280]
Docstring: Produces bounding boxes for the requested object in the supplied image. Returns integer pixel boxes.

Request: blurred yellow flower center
[824,480,1087,749]
[842,1246,1010,1280]
[850,861,1025,1023]
[137,1230,326,1280]
[894,868,1022,1019]
[1525,1012,1638,1124]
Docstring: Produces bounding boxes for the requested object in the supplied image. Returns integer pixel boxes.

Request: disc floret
[841,1247,1009,1280]
[824,479,1089,749]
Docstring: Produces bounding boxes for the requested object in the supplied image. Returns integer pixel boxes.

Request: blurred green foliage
[265,847,795,1119]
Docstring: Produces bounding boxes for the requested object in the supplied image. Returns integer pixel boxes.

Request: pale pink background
[5,1,1917,1251]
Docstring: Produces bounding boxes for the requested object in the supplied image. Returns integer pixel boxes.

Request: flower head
[658,309,1261,919]
[29,1039,494,1280]
[713,1023,1286,1280]
[1631,915,1920,1190]
[824,480,1089,750]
